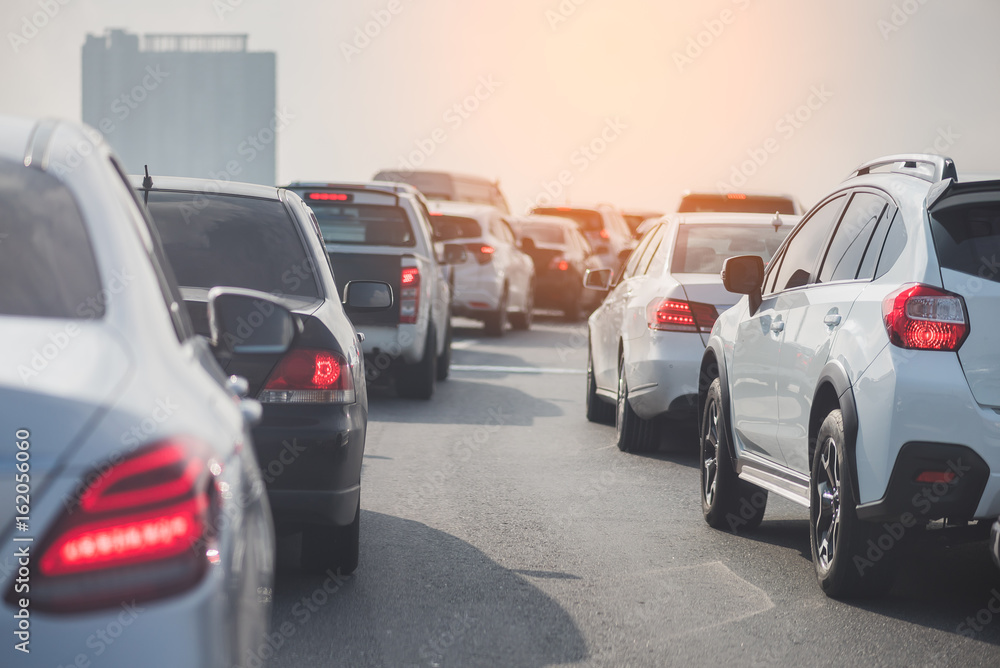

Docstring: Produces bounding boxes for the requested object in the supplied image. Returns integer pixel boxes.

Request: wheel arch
[699,340,736,463]
[810,361,861,496]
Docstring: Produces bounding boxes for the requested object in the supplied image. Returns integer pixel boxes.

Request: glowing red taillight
[466,244,495,265]
[599,229,610,240]
[727,193,747,200]
[647,298,718,333]
[260,349,354,403]
[308,192,349,201]
[400,266,421,324]
[882,284,968,351]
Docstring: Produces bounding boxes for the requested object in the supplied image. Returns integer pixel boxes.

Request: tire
[301,500,360,575]
[810,410,895,599]
[510,283,534,331]
[615,355,655,453]
[396,326,436,400]
[436,317,452,381]
[586,344,615,424]
[700,378,768,531]
[484,287,509,337]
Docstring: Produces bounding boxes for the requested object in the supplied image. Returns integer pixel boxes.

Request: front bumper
[252,401,367,527]
[625,330,706,420]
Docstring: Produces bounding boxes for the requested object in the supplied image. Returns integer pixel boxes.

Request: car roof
[128,174,281,199]
[670,212,803,226]
[287,180,421,197]
[427,200,501,219]
[507,214,581,228]
[373,169,497,184]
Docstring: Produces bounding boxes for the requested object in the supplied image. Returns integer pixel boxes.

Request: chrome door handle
[824,314,842,327]
[770,320,784,333]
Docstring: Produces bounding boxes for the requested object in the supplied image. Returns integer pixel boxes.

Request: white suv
[699,154,1000,598]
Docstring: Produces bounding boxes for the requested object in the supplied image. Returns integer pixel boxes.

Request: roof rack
[849,154,957,184]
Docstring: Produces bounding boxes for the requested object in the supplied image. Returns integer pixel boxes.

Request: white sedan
[585,212,796,452]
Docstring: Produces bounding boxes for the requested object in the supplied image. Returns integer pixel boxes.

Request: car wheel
[810,410,895,599]
[615,355,654,453]
[396,326,436,400]
[484,287,508,337]
[436,316,452,381]
[510,282,534,331]
[586,344,615,424]
[301,500,360,575]
[700,378,767,531]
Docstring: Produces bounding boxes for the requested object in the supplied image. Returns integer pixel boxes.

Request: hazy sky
[2,0,998,212]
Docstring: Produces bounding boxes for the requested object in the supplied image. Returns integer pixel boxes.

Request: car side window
[769,195,846,294]
[643,227,671,276]
[875,210,907,278]
[495,218,516,245]
[818,192,890,283]
[620,226,658,280]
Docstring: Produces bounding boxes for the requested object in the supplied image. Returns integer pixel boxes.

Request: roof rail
[849,154,957,183]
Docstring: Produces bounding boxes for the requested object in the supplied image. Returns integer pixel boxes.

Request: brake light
[882,284,968,351]
[548,257,570,271]
[599,229,610,240]
[727,193,747,200]
[308,192,349,201]
[26,439,216,612]
[647,298,718,333]
[916,471,957,484]
[465,244,495,265]
[260,349,355,403]
[557,207,572,211]
[400,266,420,324]
[430,211,444,216]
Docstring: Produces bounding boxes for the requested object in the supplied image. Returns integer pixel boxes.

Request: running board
[737,454,810,508]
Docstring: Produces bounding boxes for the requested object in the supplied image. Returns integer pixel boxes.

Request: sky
[2,0,999,213]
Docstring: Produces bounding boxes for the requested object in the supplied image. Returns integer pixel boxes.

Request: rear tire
[436,317,452,381]
[700,378,767,532]
[586,344,615,424]
[510,283,534,331]
[396,327,436,400]
[484,288,509,337]
[615,355,655,453]
[301,500,360,575]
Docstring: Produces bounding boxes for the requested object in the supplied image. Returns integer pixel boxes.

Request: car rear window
[515,223,565,245]
[931,203,1000,283]
[672,224,791,274]
[310,203,416,247]
[678,195,798,215]
[433,214,482,239]
[144,191,319,297]
[533,208,603,232]
[0,159,104,319]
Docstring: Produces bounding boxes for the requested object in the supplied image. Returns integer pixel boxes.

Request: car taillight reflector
[915,471,957,484]
[882,284,968,351]
[647,298,718,333]
[465,244,495,265]
[260,349,354,403]
[400,266,421,324]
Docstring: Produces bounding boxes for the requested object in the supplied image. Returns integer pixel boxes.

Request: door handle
[770,320,784,333]
[824,314,842,327]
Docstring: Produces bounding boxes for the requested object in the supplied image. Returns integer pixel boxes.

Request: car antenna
[771,211,783,231]
[141,165,153,205]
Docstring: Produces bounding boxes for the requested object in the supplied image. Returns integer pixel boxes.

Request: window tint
[145,191,319,297]
[875,211,907,279]
[515,223,565,245]
[678,194,798,215]
[770,196,846,293]
[818,192,889,283]
[0,159,104,319]
[434,214,481,239]
[620,226,659,279]
[930,203,1000,283]
[309,203,415,247]
[533,208,603,232]
[672,224,790,274]
[641,226,670,277]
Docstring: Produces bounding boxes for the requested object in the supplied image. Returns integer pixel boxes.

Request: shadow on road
[269,511,590,667]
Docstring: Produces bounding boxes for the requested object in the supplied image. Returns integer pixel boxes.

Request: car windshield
[144,191,319,297]
[516,223,565,245]
[671,224,791,274]
[533,208,602,232]
[678,194,797,215]
[433,214,482,239]
[0,159,105,319]
[930,202,1000,284]
[310,203,416,247]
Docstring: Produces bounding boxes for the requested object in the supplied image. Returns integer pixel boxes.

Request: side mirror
[721,255,765,312]
[584,268,613,291]
[208,287,298,358]
[442,243,468,265]
[343,280,394,311]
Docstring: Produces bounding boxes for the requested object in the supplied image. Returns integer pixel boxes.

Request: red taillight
[916,471,957,484]
[727,193,747,200]
[465,244,495,265]
[308,192,349,201]
[599,229,610,240]
[81,445,202,513]
[548,257,570,271]
[882,284,968,351]
[647,298,718,333]
[400,266,421,324]
[260,349,354,403]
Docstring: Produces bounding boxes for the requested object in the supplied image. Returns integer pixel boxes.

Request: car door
[730,195,846,464]
[775,191,894,474]
[496,216,529,309]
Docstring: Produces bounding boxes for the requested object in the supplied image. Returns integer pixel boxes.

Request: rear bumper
[355,323,426,365]
[252,401,367,527]
[626,331,706,420]
[453,263,502,314]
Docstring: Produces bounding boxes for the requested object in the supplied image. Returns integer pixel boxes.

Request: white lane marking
[451,339,477,350]
[450,364,585,375]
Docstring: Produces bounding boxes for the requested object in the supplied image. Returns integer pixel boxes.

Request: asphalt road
[267,315,1000,668]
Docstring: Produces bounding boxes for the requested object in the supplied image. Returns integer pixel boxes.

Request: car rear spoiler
[849,154,957,184]
[926,178,1000,211]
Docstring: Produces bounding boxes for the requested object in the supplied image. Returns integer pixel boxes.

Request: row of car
[580,153,1000,597]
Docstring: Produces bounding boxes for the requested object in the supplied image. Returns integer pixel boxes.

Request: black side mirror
[583,268,613,291]
[343,280,393,311]
[208,287,298,358]
[442,243,468,265]
[722,255,765,312]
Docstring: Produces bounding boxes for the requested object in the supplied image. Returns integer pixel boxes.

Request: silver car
[0,116,281,666]
[585,212,796,452]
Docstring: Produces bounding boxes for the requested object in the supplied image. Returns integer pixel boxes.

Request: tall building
[82,29,277,185]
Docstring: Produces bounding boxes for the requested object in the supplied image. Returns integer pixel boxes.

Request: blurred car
[373,169,511,213]
[700,154,1000,598]
[429,201,535,336]
[585,213,796,453]
[622,208,664,238]
[678,191,802,214]
[1,116,280,666]
[509,214,604,320]
[532,204,636,278]
[285,181,462,398]
[135,175,392,575]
